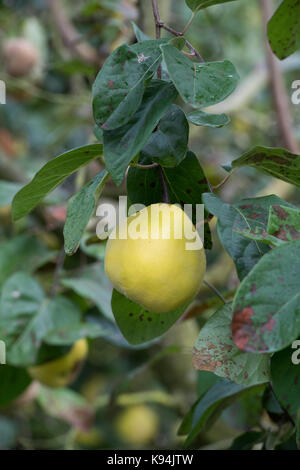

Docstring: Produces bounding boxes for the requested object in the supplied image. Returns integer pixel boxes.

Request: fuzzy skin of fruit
[28,338,88,388]
[105,203,206,313]
[115,405,159,445]
[3,38,39,77]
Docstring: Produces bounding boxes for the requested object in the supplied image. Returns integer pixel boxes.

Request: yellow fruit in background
[28,338,88,388]
[115,405,159,445]
[105,203,206,313]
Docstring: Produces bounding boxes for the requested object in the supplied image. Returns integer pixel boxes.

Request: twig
[49,0,100,66]
[260,0,299,153]
[212,170,235,191]
[151,0,162,78]
[181,12,196,35]
[203,279,227,304]
[157,166,170,203]
[50,248,66,297]
[151,0,204,62]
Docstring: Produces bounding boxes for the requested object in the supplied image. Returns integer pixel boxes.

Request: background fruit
[115,405,159,445]
[3,38,39,77]
[28,338,88,388]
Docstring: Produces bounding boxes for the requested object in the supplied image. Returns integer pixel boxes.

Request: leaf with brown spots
[232,239,300,353]
[267,0,300,60]
[111,289,188,345]
[230,146,300,188]
[203,193,294,279]
[193,304,270,386]
[92,40,168,131]
[268,205,300,242]
[234,226,285,247]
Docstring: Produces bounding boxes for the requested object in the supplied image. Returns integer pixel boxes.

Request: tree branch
[261,0,299,153]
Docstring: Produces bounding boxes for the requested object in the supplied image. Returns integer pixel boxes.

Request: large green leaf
[64,170,109,255]
[203,193,294,279]
[111,289,188,345]
[141,104,189,167]
[182,379,261,447]
[161,44,239,108]
[232,239,300,353]
[0,366,31,407]
[187,110,230,128]
[0,181,22,207]
[127,151,212,248]
[267,205,300,242]
[271,345,300,421]
[186,0,240,11]
[267,0,300,60]
[103,80,177,185]
[0,235,56,288]
[93,40,166,131]
[193,304,270,386]
[230,146,300,188]
[12,144,103,221]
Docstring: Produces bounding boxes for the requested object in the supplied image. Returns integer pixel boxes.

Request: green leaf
[45,322,106,345]
[231,146,300,188]
[0,181,22,207]
[234,226,285,248]
[186,0,240,11]
[0,235,56,288]
[267,0,300,60]
[61,263,114,321]
[141,104,189,167]
[187,110,230,128]
[0,366,31,407]
[131,21,151,42]
[111,289,188,345]
[103,80,177,185]
[161,44,239,108]
[193,304,270,386]
[229,431,265,450]
[267,205,300,242]
[232,239,300,353]
[64,170,109,255]
[93,41,165,131]
[127,151,212,248]
[12,144,103,221]
[183,379,261,447]
[271,345,300,421]
[203,193,295,279]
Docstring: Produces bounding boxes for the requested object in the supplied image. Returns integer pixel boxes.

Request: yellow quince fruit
[105,203,206,313]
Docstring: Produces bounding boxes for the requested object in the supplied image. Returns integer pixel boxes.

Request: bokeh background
[0,0,299,450]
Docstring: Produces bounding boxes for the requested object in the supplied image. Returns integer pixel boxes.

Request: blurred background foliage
[0,0,299,450]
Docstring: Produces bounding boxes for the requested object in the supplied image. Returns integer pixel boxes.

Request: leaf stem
[158,166,170,203]
[181,12,196,35]
[212,170,235,191]
[50,247,66,297]
[203,279,227,304]
[130,162,160,169]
